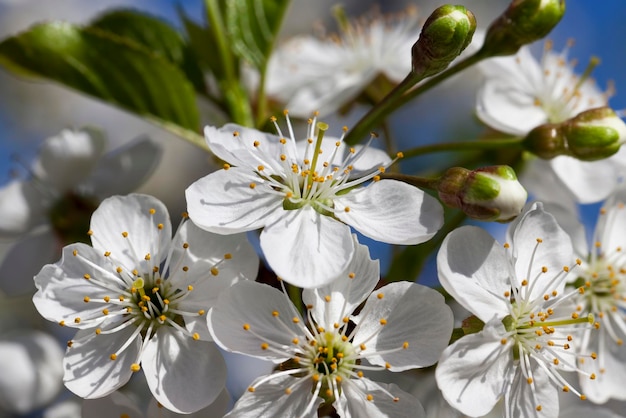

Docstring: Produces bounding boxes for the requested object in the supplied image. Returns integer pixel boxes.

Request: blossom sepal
[479,0,565,57]
[412,5,476,77]
[523,106,626,161]
[436,166,527,222]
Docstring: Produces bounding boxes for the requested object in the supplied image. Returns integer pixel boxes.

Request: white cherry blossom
[265,8,420,118]
[186,114,442,288]
[436,203,596,418]
[0,128,162,295]
[548,187,626,403]
[208,237,453,417]
[476,42,625,204]
[32,194,259,414]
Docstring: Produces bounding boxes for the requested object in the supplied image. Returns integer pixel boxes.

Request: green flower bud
[523,107,626,161]
[479,0,565,57]
[437,166,527,222]
[412,5,476,78]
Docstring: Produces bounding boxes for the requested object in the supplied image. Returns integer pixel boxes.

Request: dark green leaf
[225,0,290,69]
[90,9,206,93]
[0,22,200,132]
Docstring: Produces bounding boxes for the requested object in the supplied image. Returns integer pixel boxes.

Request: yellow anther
[122,232,128,238]
[83,296,90,303]
[377,293,384,299]
[249,183,256,189]
[243,324,250,331]
[116,267,123,273]
[527,377,533,384]
[210,267,219,276]
[402,342,409,349]
[501,338,508,345]
[110,354,117,360]
[260,343,269,350]
[74,317,81,324]
[192,333,200,341]
[348,272,355,279]
[292,317,300,324]
[367,394,374,401]
[223,163,231,170]
[380,319,387,326]
[104,251,111,257]
[130,363,141,372]
[187,285,193,291]
[72,249,78,256]
[591,352,598,359]
[541,266,548,273]
[292,338,299,344]
[83,274,91,280]
[248,387,255,393]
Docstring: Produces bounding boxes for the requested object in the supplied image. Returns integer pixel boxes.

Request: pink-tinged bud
[524,107,626,161]
[437,166,527,222]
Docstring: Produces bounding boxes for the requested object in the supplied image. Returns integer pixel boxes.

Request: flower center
[48,191,99,244]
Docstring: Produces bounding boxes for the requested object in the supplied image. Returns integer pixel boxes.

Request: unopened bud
[437,166,527,222]
[523,107,626,161]
[479,0,565,57]
[412,5,476,77]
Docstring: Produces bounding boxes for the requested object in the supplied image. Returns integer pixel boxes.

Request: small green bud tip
[480,0,565,57]
[437,166,527,222]
[412,4,476,77]
[524,107,626,161]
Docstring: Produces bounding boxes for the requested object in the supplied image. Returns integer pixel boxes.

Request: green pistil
[133,277,147,299]
[306,122,329,188]
[517,314,594,330]
[573,56,600,95]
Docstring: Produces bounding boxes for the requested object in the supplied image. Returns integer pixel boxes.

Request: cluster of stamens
[226,111,401,217]
[498,237,597,411]
[63,209,231,373]
[528,39,613,123]
[242,279,410,410]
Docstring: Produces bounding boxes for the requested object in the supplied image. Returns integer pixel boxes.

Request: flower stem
[401,137,524,159]
[344,51,488,146]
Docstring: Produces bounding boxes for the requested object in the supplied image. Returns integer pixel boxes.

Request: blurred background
[0,0,625,416]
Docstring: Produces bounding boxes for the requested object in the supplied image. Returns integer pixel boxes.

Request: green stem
[379,173,439,191]
[344,51,488,145]
[205,0,254,126]
[255,68,269,128]
[402,137,524,160]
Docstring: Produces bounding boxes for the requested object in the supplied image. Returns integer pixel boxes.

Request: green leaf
[90,9,207,93]
[225,0,290,69]
[0,21,200,132]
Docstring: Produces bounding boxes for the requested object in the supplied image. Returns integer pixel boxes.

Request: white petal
[169,221,258,340]
[435,323,511,417]
[353,282,453,370]
[89,194,172,272]
[0,331,64,414]
[84,135,162,199]
[0,228,58,296]
[224,374,320,418]
[81,392,142,418]
[63,325,141,399]
[520,158,577,208]
[142,327,227,414]
[542,202,588,259]
[550,156,620,204]
[33,244,125,329]
[437,226,511,323]
[260,206,354,288]
[147,388,231,418]
[186,168,283,234]
[597,185,626,254]
[505,364,558,418]
[0,180,46,236]
[476,79,546,136]
[509,202,573,300]
[204,124,292,170]
[579,325,626,403]
[302,236,379,330]
[335,180,443,245]
[336,379,425,418]
[208,280,304,362]
[33,128,106,192]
